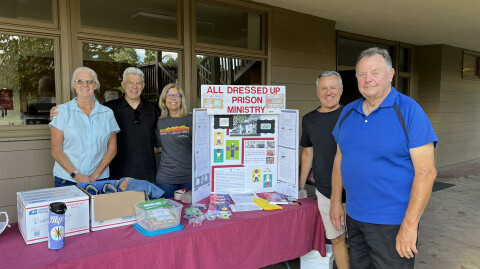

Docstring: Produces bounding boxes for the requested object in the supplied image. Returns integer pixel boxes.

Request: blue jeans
[54,176,108,187]
[54,176,77,187]
[156,183,192,198]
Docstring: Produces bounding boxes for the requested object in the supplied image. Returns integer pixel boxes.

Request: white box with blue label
[16,186,90,245]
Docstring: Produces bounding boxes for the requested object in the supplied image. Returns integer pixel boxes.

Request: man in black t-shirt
[299,71,349,269]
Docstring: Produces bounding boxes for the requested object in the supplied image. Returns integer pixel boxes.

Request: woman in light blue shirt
[50,67,120,187]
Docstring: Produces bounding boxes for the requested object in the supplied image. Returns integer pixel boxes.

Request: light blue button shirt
[49,98,120,182]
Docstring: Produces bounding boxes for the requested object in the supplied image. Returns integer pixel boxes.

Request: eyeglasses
[126,81,144,87]
[166,93,181,99]
[134,110,140,125]
[74,79,95,86]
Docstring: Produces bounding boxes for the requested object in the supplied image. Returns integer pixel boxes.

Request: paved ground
[264,160,480,269]
[415,161,480,269]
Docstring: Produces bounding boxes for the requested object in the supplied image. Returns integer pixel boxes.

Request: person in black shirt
[50,67,160,182]
[299,71,349,269]
[104,67,160,182]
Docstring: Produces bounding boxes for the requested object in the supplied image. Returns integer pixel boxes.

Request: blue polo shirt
[332,88,438,225]
[50,98,120,182]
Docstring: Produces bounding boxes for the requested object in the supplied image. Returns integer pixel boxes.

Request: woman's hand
[89,172,100,182]
[75,173,94,183]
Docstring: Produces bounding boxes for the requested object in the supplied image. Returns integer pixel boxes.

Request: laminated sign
[201,85,286,115]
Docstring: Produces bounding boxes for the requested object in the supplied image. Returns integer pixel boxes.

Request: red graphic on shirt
[160,125,190,135]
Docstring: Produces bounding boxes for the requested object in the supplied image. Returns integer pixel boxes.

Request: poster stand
[192,85,299,204]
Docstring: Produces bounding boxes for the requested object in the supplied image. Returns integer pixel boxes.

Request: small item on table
[189,216,204,227]
[134,199,183,232]
[191,203,206,210]
[298,188,308,199]
[207,193,232,220]
[174,189,186,200]
[253,198,283,210]
[184,206,203,220]
[181,190,192,204]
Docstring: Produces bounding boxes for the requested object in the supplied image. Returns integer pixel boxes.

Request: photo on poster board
[267,141,275,149]
[230,114,260,136]
[245,140,256,149]
[257,120,275,134]
[252,169,262,183]
[214,115,233,129]
[263,174,273,188]
[194,174,209,189]
[213,149,224,163]
[256,141,265,148]
[225,140,240,160]
[213,131,224,146]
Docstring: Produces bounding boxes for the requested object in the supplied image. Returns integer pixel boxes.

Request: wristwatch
[70,170,79,178]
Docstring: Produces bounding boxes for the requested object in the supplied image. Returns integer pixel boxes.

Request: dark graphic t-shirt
[155,114,192,184]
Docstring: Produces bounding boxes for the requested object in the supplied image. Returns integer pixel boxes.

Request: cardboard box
[17,186,90,245]
[300,244,334,269]
[78,186,145,231]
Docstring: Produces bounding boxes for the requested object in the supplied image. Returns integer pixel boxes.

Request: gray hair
[71,67,100,91]
[356,47,393,72]
[316,71,343,88]
[122,67,144,82]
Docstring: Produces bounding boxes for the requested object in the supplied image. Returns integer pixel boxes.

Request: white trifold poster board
[192,85,299,204]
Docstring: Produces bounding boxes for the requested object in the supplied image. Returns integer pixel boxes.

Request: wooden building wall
[0,138,54,220]
[269,7,336,118]
[416,45,480,167]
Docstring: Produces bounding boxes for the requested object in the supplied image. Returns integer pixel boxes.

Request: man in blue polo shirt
[330,47,438,269]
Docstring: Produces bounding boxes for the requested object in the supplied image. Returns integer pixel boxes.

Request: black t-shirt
[104,96,160,182]
[300,106,346,202]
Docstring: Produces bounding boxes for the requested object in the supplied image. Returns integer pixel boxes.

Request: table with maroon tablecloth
[0,198,325,269]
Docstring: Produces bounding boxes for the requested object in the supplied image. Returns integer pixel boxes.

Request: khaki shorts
[315,189,346,240]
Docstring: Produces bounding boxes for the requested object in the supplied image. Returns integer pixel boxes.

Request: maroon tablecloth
[0,198,325,269]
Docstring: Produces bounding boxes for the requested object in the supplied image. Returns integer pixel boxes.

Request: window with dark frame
[462,51,480,80]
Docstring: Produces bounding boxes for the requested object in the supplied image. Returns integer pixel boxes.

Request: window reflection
[80,0,177,39]
[0,34,55,125]
[196,55,262,97]
[0,0,52,23]
[196,2,262,50]
[462,53,479,80]
[82,43,178,104]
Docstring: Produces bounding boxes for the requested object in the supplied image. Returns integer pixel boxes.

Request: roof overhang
[254,0,480,51]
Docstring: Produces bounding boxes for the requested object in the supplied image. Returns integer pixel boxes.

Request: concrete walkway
[415,160,480,269]
[264,160,480,269]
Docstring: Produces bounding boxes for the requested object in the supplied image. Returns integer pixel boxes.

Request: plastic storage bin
[300,244,334,269]
[134,199,183,232]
